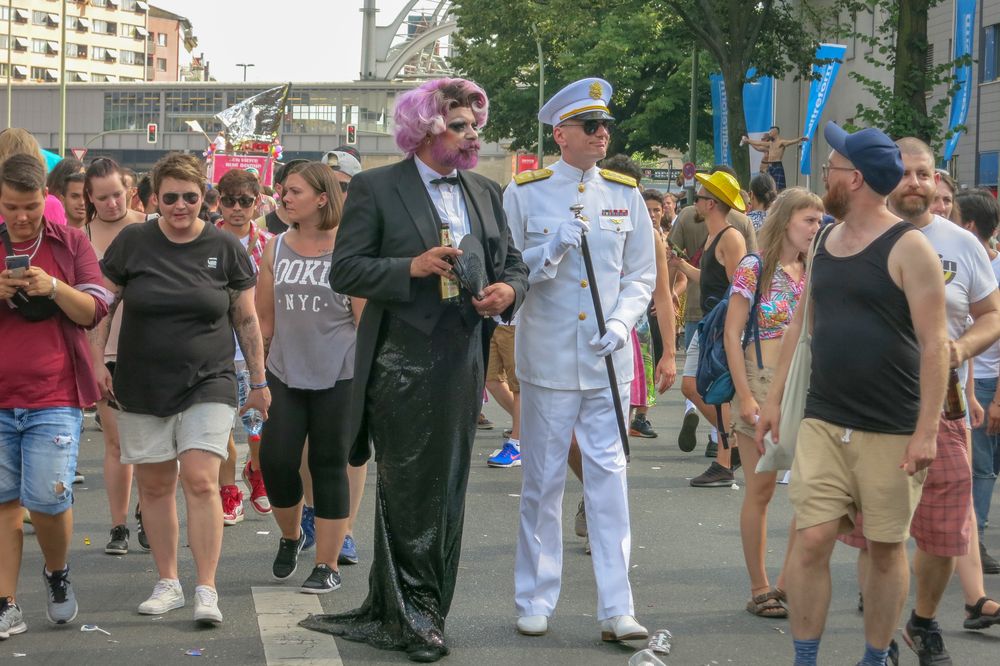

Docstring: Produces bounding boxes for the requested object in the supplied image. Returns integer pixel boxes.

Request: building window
[66,43,87,58]
[158,33,168,47]
[91,0,108,7]
[12,65,27,80]
[68,71,89,82]
[12,36,27,52]
[0,7,8,21]
[0,36,6,50]
[67,16,90,32]
[104,91,161,131]
[12,7,28,23]
[92,46,118,61]
[165,89,226,131]
[980,152,999,188]
[0,64,7,77]
[93,20,117,35]
[32,39,47,55]
[121,50,145,66]
[985,24,1000,82]
[29,67,56,82]
[157,58,167,72]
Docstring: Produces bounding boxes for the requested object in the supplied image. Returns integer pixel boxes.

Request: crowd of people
[0,73,999,666]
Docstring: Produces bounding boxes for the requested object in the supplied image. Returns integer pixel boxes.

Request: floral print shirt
[729,253,804,340]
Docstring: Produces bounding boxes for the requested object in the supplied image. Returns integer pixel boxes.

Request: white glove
[550,216,590,259]
[589,319,629,358]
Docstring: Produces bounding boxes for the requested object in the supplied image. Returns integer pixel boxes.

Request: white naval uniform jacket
[504,160,656,390]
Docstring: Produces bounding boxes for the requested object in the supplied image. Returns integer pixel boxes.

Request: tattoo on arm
[87,297,120,354]
[230,289,265,380]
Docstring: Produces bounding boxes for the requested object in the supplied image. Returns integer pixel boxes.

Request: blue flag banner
[944,0,976,162]
[711,70,775,169]
[710,73,730,166]
[800,43,847,176]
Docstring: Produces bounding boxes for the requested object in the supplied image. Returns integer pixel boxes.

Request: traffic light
[146,123,158,144]
[346,124,356,145]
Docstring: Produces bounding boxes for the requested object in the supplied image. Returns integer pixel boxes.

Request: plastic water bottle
[237,373,263,437]
[627,650,666,666]
[628,629,672,665]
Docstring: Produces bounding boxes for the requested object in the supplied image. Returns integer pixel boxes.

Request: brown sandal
[746,589,788,618]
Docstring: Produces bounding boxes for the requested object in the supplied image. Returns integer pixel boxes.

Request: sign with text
[210,154,274,187]
[641,168,681,182]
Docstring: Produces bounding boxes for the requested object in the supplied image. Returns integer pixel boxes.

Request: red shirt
[0,221,110,408]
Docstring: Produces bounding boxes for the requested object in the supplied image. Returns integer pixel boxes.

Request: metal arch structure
[360,0,457,81]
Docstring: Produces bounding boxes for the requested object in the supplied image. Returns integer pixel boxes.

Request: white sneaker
[138,578,184,615]
[600,615,647,642]
[516,615,548,636]
[193,585,223,625]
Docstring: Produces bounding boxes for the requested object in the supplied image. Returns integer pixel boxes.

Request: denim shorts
[0,407,82,514]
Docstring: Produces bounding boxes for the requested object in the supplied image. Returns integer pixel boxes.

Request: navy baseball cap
[823,121,903,196]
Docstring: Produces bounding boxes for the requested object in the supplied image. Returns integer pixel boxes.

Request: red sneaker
[220,485,244,525]
[242,460,272,515]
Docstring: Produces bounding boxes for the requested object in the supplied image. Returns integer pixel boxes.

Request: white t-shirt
[973,252,1000,379]
[920,214,997,385]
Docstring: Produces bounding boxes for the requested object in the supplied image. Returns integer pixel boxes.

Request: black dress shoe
[407,645,449,663]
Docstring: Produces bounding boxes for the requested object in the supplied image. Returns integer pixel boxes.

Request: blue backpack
[695,254,764,449]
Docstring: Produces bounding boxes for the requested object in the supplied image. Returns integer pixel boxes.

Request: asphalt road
[7,370,1000,665]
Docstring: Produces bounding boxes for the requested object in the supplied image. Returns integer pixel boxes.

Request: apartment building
[0,0,195,83]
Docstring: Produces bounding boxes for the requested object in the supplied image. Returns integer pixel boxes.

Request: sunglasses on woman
[160,191,201,205]
[220,195,256,209]
[560,119,615,135]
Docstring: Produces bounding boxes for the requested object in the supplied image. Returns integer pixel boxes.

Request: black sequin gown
[300,308,483,656]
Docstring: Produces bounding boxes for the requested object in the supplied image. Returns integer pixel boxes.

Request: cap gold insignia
[588,82,602,99]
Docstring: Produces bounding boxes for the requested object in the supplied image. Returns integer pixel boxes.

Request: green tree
[663,0,824,185]
[834,0,968,151]
[449,0,710,158]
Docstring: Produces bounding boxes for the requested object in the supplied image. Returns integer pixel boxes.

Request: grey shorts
[682,334,700,378]
[117,402,236,464]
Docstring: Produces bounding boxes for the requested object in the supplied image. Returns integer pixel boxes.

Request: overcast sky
[162,0,415,83]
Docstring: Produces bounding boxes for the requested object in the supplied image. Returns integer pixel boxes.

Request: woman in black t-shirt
[96,153,270,627]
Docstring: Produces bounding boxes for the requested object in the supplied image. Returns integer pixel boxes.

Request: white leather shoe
[600,615,647,642]
[516,615,548,636]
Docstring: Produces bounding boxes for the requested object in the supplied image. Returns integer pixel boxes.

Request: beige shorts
[789,417,927,543]
[117,402,236,465]
[486,324,518,393]
[732,358,773,438]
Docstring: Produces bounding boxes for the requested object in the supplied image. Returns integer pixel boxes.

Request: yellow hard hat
[694,171,746,212]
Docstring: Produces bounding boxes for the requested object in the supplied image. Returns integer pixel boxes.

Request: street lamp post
[532,26,544,167]
[236,63,254,82]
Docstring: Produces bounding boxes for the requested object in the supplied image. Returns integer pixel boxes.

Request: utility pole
[686,48,699,207]
[533,25,544,167]
[236,63,254,82]
[59,0,67,156]
[6,0,12,128]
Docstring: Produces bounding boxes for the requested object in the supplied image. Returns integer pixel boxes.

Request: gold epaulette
[599,169,638,188]
[512,168,553,186]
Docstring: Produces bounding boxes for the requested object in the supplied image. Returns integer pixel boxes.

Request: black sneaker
[981,541,1000,575]
[273,531,305,581]
[629,414,658,438]
[678,411,699,452]
[730,447,741,471]
[72,471,84,485]
[888,639,900,666]
[105,524,129,555]
[135,508,150,552]
[903,615,952,665]
[705,438,718,458]
[300,564,342,594]
[690,461,735,488]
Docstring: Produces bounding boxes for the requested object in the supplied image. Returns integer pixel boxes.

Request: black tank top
[699,225,734,313]
[805,221,920,434]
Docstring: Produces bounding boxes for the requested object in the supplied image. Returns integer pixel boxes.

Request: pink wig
[394,78,489,157]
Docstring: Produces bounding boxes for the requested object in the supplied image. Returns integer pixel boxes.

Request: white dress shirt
[414,156,471,247]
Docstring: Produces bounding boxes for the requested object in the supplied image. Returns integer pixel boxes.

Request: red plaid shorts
[839,417,972,556]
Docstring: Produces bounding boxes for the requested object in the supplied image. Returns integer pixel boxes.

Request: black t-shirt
[264,210,288,235]
[101,219,256,417]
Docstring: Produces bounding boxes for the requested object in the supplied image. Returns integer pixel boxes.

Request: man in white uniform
[505,78,656,642]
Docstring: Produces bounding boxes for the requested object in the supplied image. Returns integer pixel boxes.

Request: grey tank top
[267,233,356,389]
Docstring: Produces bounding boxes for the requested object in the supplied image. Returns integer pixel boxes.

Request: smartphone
[4,254,29,278]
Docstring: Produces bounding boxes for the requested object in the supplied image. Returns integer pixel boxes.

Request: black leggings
[258,371,352,520]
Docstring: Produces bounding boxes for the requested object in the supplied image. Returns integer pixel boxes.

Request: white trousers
[514,380,634,621]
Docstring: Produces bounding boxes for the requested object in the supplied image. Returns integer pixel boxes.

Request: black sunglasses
[339,182,349,193]
[220,195,255,209]
[561,119,615,135]
[160,191,200,206]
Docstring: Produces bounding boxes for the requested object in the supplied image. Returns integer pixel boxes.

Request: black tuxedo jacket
[330,158,529,464]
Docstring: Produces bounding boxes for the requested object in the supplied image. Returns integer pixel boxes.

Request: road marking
[252,586,343,665]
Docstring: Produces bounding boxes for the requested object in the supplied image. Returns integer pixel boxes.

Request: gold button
[578,183,585,193]
[578,312,587,320]
[580,280,588,288]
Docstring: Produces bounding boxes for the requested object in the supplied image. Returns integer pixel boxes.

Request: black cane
[571,204,631,460]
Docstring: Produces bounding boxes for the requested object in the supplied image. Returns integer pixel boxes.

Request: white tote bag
[756,224,832,473]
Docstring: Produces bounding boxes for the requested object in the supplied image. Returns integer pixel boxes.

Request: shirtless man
[741,126,808,191]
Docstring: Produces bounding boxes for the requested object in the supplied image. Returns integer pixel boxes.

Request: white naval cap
[538,78,615,126]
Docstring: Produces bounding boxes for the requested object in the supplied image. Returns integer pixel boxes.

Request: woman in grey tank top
[255,163,365,594]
